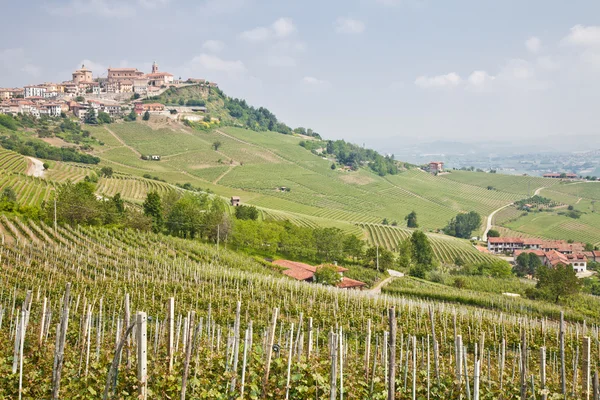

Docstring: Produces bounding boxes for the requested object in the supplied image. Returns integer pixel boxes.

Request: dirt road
[369,270,404,294]
[26,157,45,178]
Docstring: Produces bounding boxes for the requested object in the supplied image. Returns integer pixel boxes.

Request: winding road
[369,269,404,294]
[26,157,45,178]
[482,186,548,241]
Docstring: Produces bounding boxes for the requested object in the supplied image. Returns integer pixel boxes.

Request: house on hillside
[543,173,578,179]
[272,260,367,290]
[231,196,240,206]
[429,161,444,174]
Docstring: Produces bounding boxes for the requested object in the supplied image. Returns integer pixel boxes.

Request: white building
[24,85,47,98]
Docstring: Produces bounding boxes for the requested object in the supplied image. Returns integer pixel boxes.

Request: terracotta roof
[523,238,543,245]
[273,260,316,281]
[488,237,524,244]
[514,249,546,257]
[147,72,174,77]
[109,68,139,72]
[337,277,366,289]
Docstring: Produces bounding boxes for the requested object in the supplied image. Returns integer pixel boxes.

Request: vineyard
[359,223,502,265]
[0,217,599,399]
[0,148,27,173]
[0,172,55,207]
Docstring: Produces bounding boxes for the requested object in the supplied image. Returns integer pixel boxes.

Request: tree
[75,96,85,102]
[97,111,111,124]
[84,108,97,125]
[313,265,342,286]
[364,246,395,270]
[143,191,163,233]
[235,205,259,220]
[444,211,482,239]
[514,252,542,277]
[43,163,49,170]
[535,264,581,303]
[585,243,595,251]
[487,229,500,238]
[100,166,114,178]
[410,230,435,268]
[397,239,413,270]
[125,109,137,122]
[46,181,101,226]
[212,141,222,151]
[143,111,150,121]
[1,187,18,203]
[343,235,364,260]
[330,163,336,170]
[313,227,345,262]
[405,211,418,228]
[112,193,125,214]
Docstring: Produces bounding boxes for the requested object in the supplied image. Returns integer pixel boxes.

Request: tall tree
[444,211,482,239]
[536,264,581,303]
[84,108,97,125]
[143,111,150,121]
[314,265,342,286]
[343,235,364,260]
[410,230,435,268]
[143,191,163,233]
[405,211,418,228]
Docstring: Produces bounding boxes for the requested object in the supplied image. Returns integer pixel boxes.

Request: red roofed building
[543,173,578,179]
[488,237,585,256]
[147,62,174,86]
[272,260,365,289]
[428,161,444,174]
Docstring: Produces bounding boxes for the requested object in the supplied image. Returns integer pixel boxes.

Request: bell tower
[152,61,158,73]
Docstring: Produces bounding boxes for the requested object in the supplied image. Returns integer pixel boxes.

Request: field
[359,223,500,265]
[0,217,598,398]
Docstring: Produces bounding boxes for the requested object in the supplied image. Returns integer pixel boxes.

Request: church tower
[152,61,158,73]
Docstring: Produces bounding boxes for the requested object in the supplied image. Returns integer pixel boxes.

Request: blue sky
[2,0,600,151]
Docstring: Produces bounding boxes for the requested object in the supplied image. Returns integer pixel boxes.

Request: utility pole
[376,245,379,272]
[54,198,57,232]
[216,224,220,252]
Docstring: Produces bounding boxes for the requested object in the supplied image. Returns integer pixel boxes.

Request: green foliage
[515,195,555,210]
[410,230,435,268]
[100,166,114,178]
[143,191,163,233]
[75,96,85,102]
[313,264,342,286]
[405,211,418,228]
[84,108,98,125]
[235,204,259,220]
[330,163,336,170]
[343,234,364,260]
[0,134,100,164]
[97,111,112,124]
[487,229,500,237]
[125,109,137,122]
[533,264,582,303]
[212,140,222,151]
[42,162,49,170]
[143,111,150,121]
[514,252,542,277]
[0,114,18,131]
[324,139,398,176]
[444,211,482,239]
[364,245,395,270]
[1,186,17,203]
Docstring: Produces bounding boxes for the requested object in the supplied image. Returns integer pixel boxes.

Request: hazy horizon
[2,0,600,153]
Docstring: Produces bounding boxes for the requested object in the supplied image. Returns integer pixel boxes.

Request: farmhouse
[272,260,366,289]
[489,237,585,257]
[515,249,588,273]
[231,196,241,206]
[429,161,444,174]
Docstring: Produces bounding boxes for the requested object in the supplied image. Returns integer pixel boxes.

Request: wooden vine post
[583,336,591,400]
[261,307,278,399]
[560,312,566,397]
[168,297,174,373]
[388,307,396,400]
[137,311,148,400]
[52,283,71,400]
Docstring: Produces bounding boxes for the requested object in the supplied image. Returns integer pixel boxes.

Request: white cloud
[272,17,296,38]
[302,76,330,86]
[240,17,297,42]
[501,59,534,80]
[562,25,600,47]
[467,70,495,89]
[525,36,541,54]
[414,72,462,88]
[335,17,366,34]
[537,56,560,71]
[202,40,225,53]
[266,55,296,68]
[45,0,171,17]
[240,27,271,42]
[185,54,246,74]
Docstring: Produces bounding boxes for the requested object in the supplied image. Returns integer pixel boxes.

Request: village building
[72,65,93,84]
[488,237,584,255]
[515,249,588,273]
[146,62,174,86]
[429,161,444,174]
[107,67,145,83]
[0,88,22,100]
[133,78,149,94]
[272,260,367,289]
[230,196,241,206]
[24,85,47,98]
[143,103,165,113]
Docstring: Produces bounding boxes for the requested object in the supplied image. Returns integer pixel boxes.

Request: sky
[2,0,600,152]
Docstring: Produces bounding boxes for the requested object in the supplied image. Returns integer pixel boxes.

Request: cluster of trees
[0,135,100,164]
[223,95,293,134]
[0,187,40,218]
[324,140,399,176]
[0,114,18,131]
[444,211,482,239]
[44,181,150,229]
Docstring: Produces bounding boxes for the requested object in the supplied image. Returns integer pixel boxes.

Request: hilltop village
[0,62,216,120]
